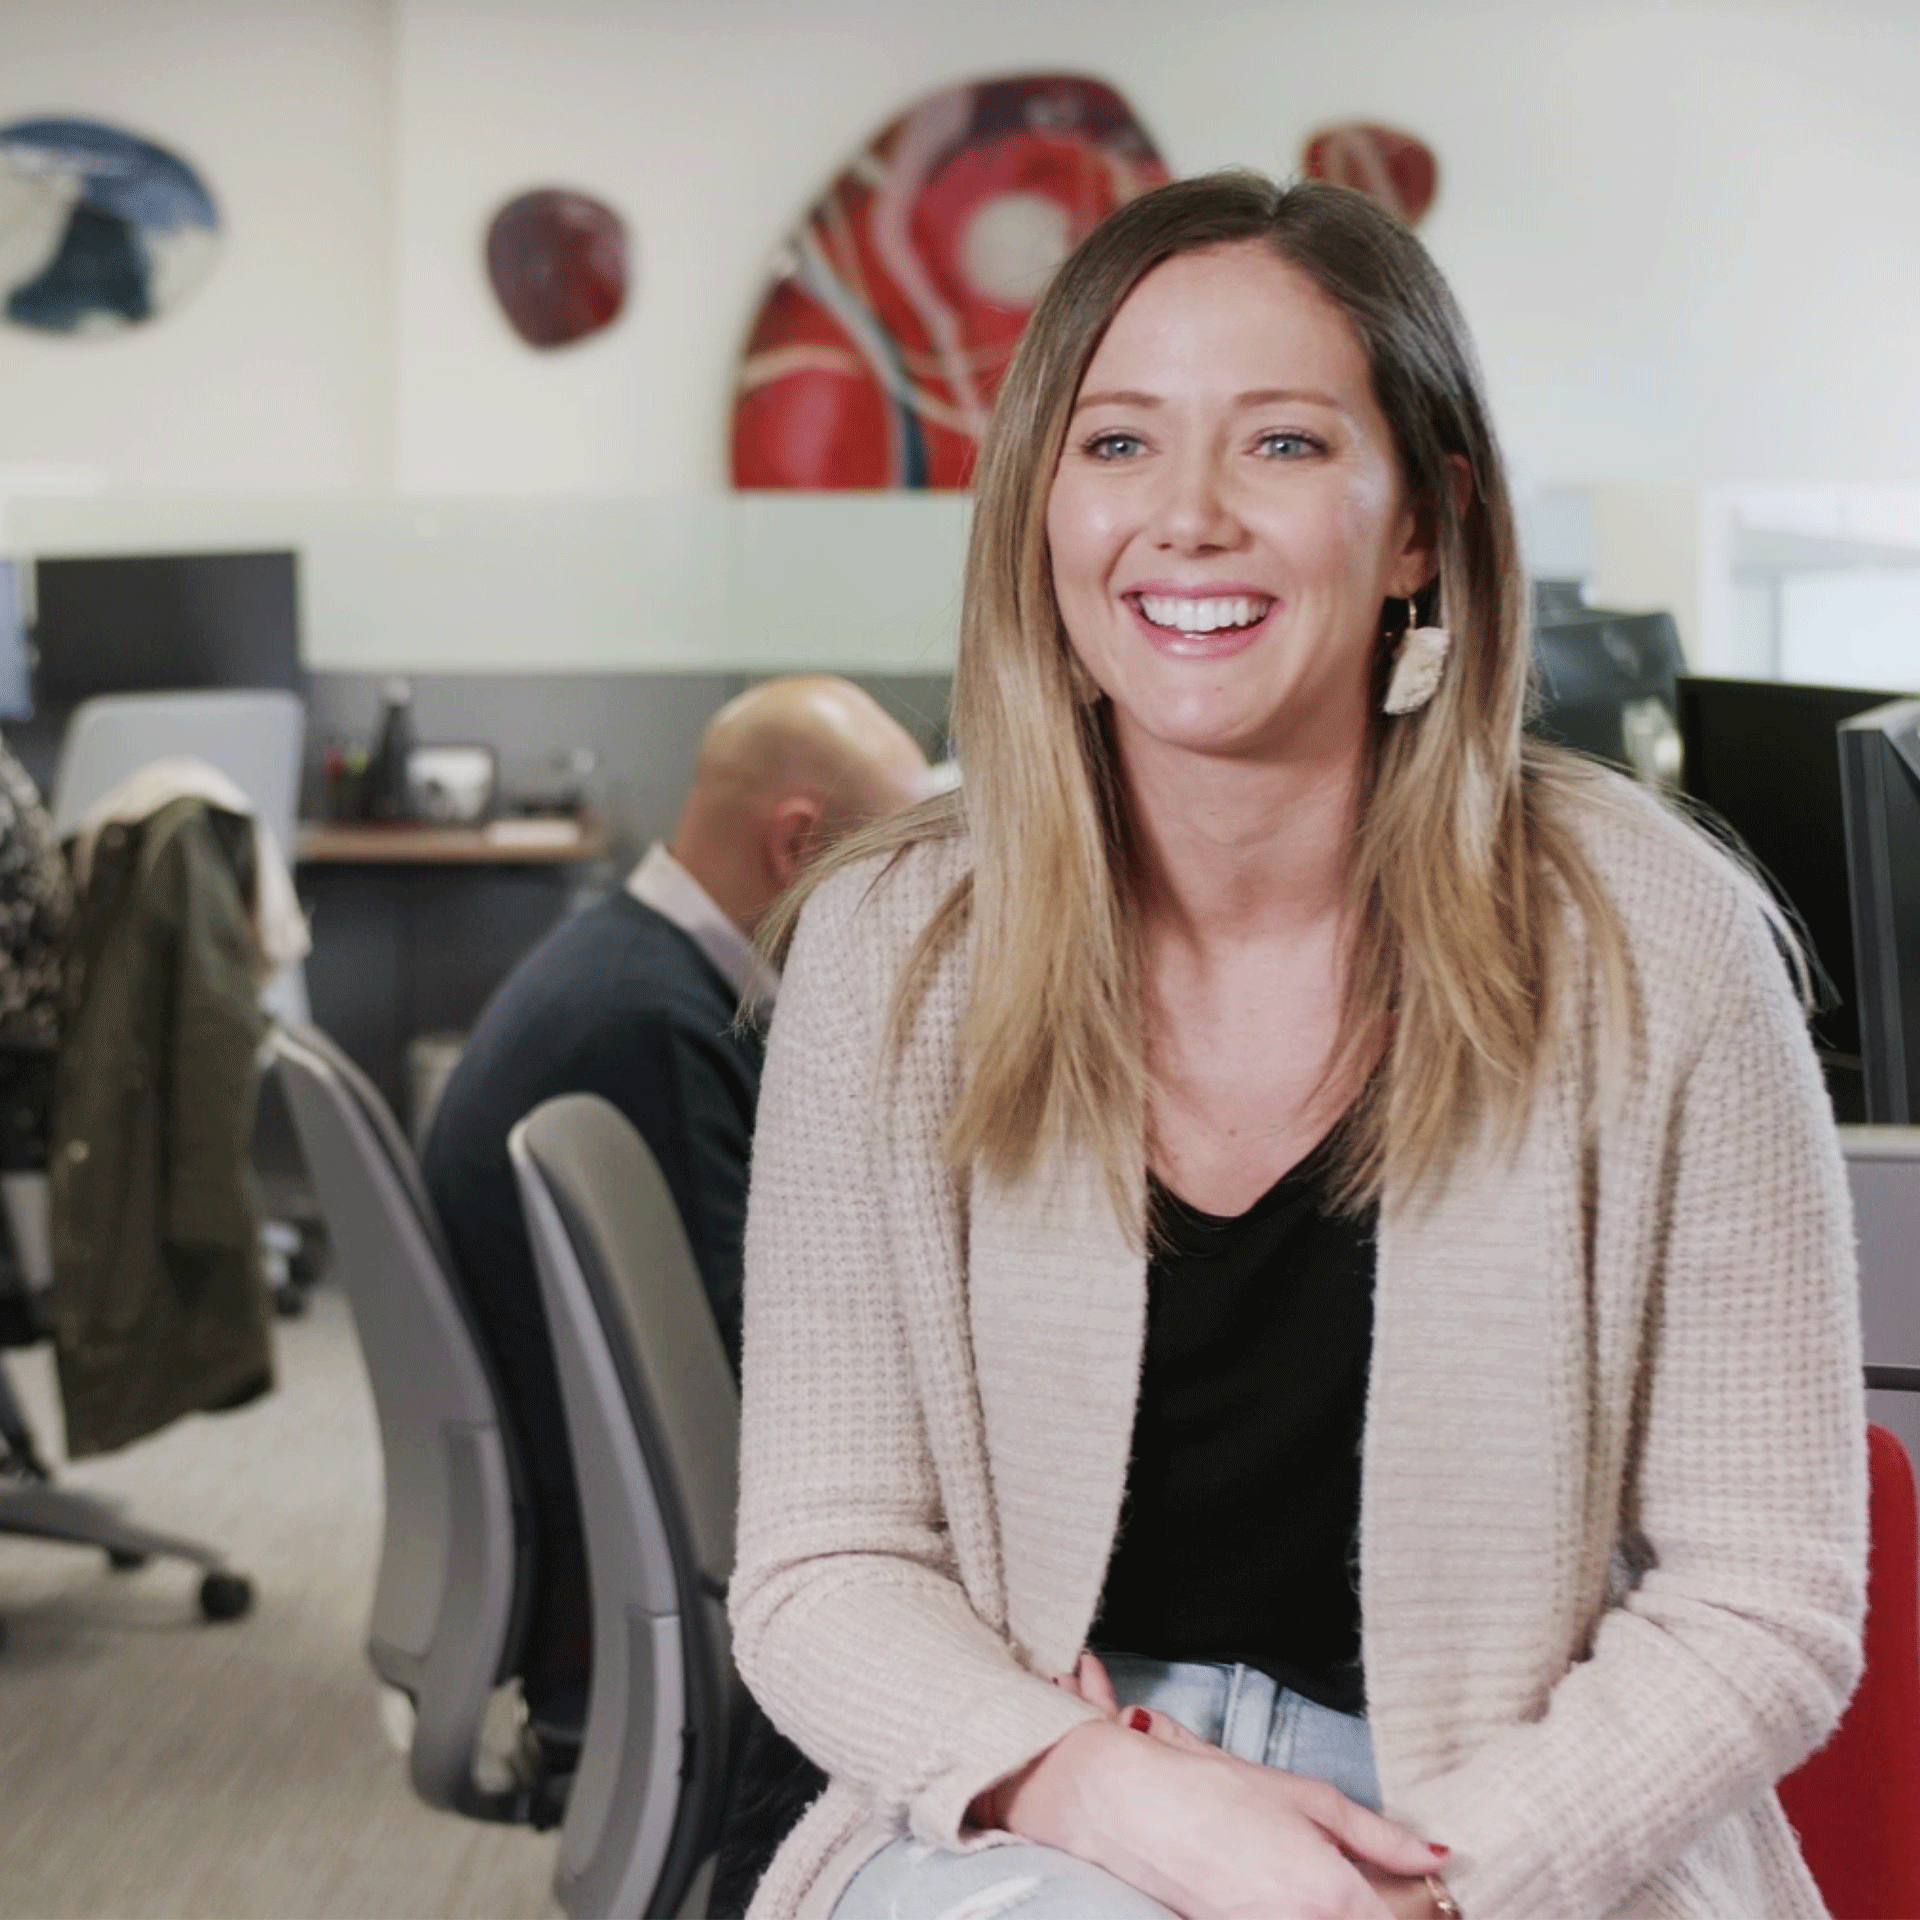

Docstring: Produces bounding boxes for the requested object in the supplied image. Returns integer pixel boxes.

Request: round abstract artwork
[485,188,629,349]
[1302,123,1438,228]
[0,117,221,336]
[732,74,1170,490]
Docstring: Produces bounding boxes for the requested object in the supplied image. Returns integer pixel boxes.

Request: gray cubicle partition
[1844,1125,1920,1473]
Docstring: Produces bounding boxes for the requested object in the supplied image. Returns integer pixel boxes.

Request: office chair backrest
[271,1023,528,1816]
[1777,1418,1920,1919]
[51,688,309,1022]
[50,688,304,850]
[509,1093,739,1920]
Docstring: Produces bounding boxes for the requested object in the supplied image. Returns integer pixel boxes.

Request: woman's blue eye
[1257,431,1319,458]
[1085,431,1146,460]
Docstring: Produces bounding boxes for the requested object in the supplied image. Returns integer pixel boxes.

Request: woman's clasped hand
[977,1653,1451,1920]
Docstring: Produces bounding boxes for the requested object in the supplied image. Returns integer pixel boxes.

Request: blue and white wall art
[0,117,221,336]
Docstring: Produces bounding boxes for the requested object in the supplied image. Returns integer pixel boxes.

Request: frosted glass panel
[725,494,969,673]
[3,492,972,674]
[1779,569,1920,692]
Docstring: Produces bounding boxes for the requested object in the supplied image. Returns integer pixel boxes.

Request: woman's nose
[1151,450,1244,553]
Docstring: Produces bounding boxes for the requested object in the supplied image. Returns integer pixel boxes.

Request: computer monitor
[30,549,301,707]
[1681,676,1903,1122]
[1531,605,1686,784]
[1839,699,1920,1123]
[0,562,32,720]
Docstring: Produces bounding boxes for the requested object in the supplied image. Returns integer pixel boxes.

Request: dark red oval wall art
[732,74,1170,490]
[1302,123,1438,227]
[485,188,629,349]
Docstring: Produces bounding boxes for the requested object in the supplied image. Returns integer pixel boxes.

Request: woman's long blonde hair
[768,171,1632,1217]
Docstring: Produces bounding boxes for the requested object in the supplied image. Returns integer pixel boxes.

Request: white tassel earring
[1382,602,1451,716]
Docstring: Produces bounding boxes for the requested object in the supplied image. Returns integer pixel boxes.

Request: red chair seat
[1778,1423,1920,1920]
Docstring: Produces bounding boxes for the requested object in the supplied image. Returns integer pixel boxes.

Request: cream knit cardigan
[731,778,1866,1920]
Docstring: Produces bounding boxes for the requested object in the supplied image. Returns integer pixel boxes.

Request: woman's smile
[1045,241,1433,764]
[1124,585,1278,659]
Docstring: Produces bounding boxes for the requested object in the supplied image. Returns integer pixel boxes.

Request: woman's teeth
[1135,593,1272,634]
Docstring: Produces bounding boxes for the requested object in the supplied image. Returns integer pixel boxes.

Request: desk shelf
[295,817,610,866]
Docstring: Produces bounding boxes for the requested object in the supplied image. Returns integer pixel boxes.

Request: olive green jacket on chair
[51,796,273,1460]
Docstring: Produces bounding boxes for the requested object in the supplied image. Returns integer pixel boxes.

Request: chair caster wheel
[288,1226,327,1287]
[199,1571,253,1622]
[107,1548,148,1571]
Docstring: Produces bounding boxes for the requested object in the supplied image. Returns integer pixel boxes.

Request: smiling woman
[1049,250,1419,701]
[893,175,1607,1220]
[730,173,1865,1920]
[1042,242,1448,1207]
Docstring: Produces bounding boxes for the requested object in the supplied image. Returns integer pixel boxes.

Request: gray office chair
[0,697,311,1631]
[50,687,309,1024]
[0,1368,254,1632]
[51,689,302,841]
[1843,1124,1920,1474]
[510,1094,740,1920]
[270,1022,538,1819]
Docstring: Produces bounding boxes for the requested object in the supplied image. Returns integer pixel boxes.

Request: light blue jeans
[830,1657,1380,1919]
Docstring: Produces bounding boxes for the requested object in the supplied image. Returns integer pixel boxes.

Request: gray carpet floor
[0,1284,561,1920]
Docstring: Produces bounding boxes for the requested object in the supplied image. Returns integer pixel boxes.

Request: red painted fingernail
[1127,1707,1152,1733]
[1429,1843,1450,1858]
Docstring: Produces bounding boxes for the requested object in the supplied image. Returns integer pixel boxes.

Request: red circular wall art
[1302,123,1438,227]
[732,74,1170,490]
[485,188,628,349]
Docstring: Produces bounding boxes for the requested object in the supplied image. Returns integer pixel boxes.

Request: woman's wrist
[973,1718,1137,1846]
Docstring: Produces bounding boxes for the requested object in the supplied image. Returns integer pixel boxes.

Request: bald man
[422,677,929,1741]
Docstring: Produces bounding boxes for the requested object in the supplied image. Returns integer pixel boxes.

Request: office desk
[296,816,611,866]
[296,815,615,1121]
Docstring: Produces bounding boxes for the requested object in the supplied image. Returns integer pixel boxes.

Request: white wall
[389,0,1920,495]
[7,0,1920,668]
[0,0,394,491]
[10,0,1920,497]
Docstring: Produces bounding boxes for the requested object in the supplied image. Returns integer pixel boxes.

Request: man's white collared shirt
[624,842,779,1009]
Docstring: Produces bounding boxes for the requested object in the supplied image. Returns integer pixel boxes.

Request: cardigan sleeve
[1396,887,1867,1919]
[728,860,1100,1850]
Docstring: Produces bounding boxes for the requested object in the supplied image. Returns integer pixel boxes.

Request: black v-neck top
[1091,1137,1378,1714]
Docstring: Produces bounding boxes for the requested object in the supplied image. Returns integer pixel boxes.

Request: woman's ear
[1442,451,1473,521]
[1391,453,1473,599]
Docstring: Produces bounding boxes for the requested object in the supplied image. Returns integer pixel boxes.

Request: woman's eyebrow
[1073,388,1162,413]
[1236,386,1342,409]
[1072,385,1346,414]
